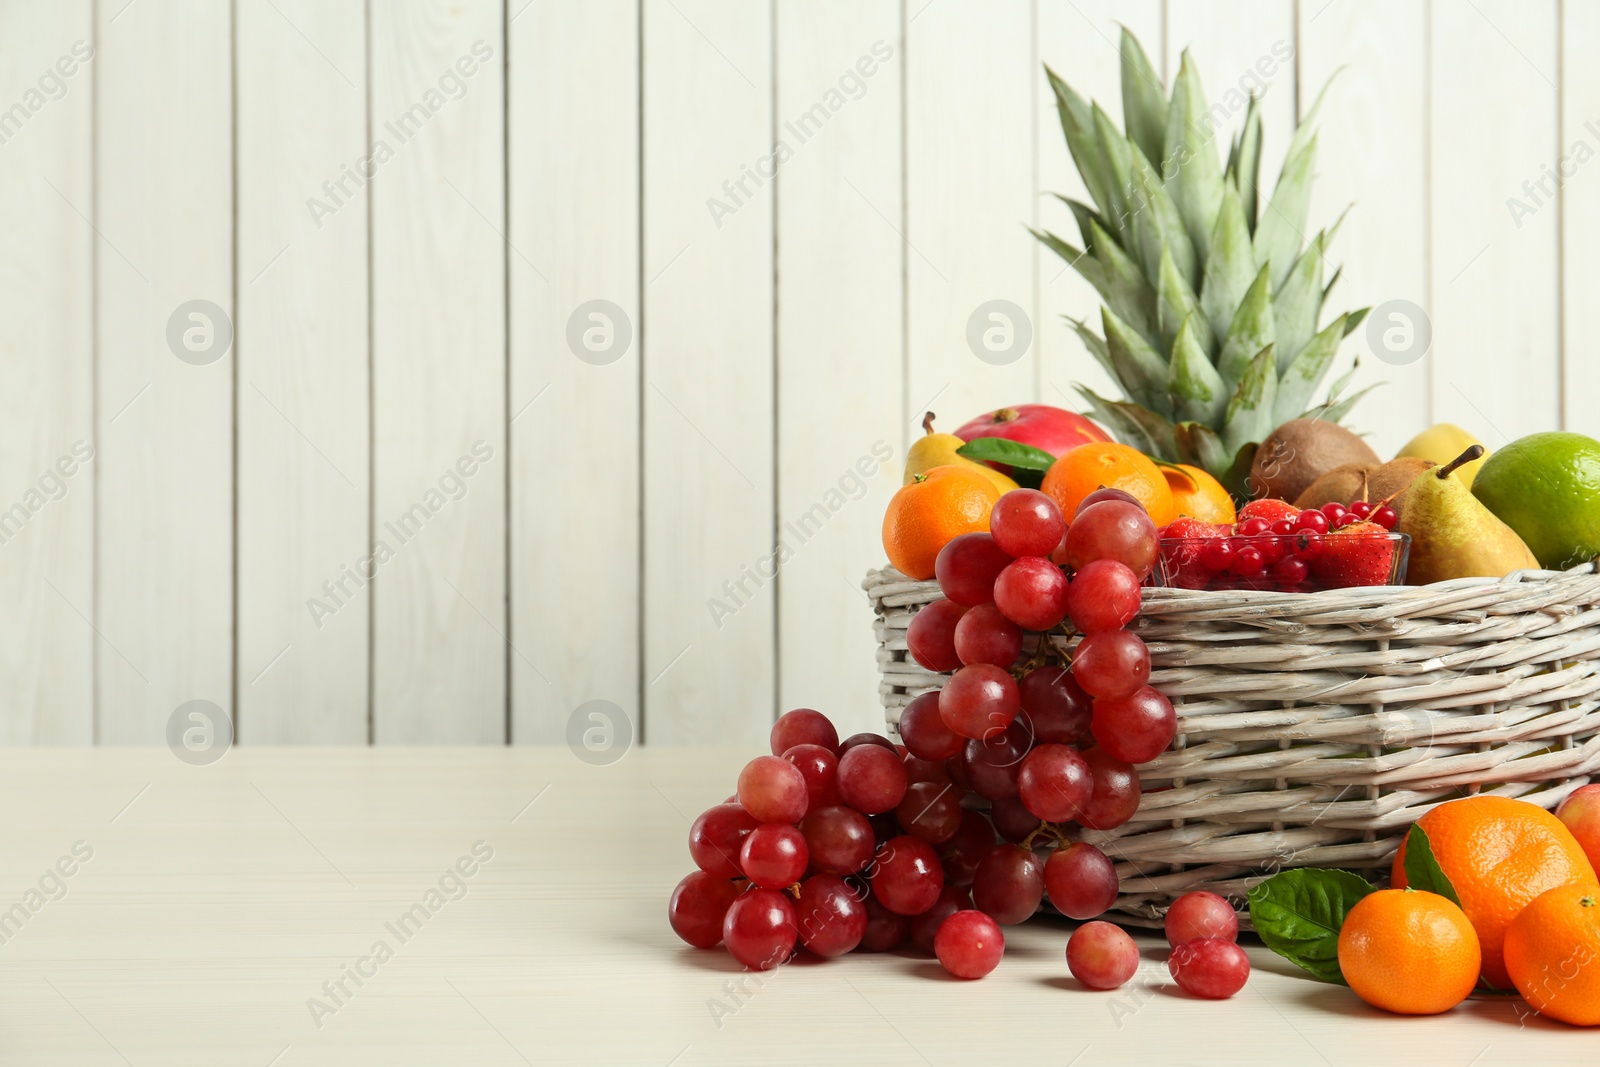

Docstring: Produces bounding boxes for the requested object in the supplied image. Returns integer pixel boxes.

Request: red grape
[1019,666,1092,744]
[1164,891,1239,946]
[1090,685,1176,764]
[939,664,1020,741]
[668,871,742,948]
[962,720,1031,802]
[990,489,1066,558]
[869,836,944,915]
[909,884,972,953]
[993,557,1069,631]
[1043,842,1118,919]
[689,803,758,879]
[934,910,1005,979]
[895,780,962,844]
[902,753,952,788]
[939,810,997,886]
[837,744,908,815]
[897,690,963,761]
[953,602,1024,668]
[1071,629,1150,700]
[737,755,809,824]
[859,893,910,951]
[1078,487,1143,512]
[794,874,867,957]
[988,794,1041,843]
[1168,937,1250,998]
[839,734,896,757]
[1063,501,1159,578]
[1065,559,1142,633]
[1067,921,1139,989]
[1016,743,1092,822]
[906,598,967,673]
[971,844,1044,925]
[935,532,1012,606]
[739,824,808,889]
[798,805,874,876]
[770,708,839,755]
[1077,746,1142,830]
[782,743,842,812]
[945,750,972,792]
[723,887,798,970]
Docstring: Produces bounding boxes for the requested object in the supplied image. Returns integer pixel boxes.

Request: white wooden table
[0,746,1584,1065]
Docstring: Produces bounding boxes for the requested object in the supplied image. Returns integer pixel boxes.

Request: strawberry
[1158,518,1229,588]
[1237,498,1300,527]
[1160,517,1229,540]
[1310,520,1395,588]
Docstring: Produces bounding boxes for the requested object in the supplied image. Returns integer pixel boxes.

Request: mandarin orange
[1504,882,1600,1026]
[1337,888,1480,1015]
[881,465,1002,580]
[1040,443,1174,526]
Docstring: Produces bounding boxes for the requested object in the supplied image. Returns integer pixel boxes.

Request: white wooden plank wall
[0,0,1591,745]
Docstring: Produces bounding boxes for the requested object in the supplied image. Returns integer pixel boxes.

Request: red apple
[1557,784,1600,874]
[954,405,1109,473]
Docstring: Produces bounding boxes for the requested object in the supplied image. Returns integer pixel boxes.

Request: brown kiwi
[1248,419,1382,504]
[1294,456,1437,522]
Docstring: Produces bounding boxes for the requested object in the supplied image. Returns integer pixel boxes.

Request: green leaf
[1168,313,1228,426]
[1157,246,1211,358]
[1226,94,1264,231]
[1217,265,1275,388]
[1304,381,1382,424]
[1045,65,1114,224]
[1173,421,1232,477]
[1058,196,1108,252]
[955,437,1058,473]
[1119,27,1168,166]
[1077,387,1159,456]
[1031,227,1108,302]
[1222,344,1278,455]
[1129,145,1198,290]
[1248,868,1377,984]
[1200,184,1256,346]
[1254,132,1318,291]
[1064,316,1120,385]
[1093,103,1136,248]
[1076,386,1176,459]
[1090,220,1160,349]
[1402,825,1463,908]
[1163,50,1226,260]
[1273,233,1327,374]
[1275,313,1348,425]
[1102,306,1174,417]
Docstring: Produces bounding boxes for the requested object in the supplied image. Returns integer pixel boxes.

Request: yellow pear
[1398,423,1489,486]
[904,413,1018,494]
[1397,445,1540,584]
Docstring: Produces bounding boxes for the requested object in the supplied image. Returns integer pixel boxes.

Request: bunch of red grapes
[667,487,1250,994]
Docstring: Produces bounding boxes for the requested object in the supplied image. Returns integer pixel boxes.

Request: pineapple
[1037,30,1374,492]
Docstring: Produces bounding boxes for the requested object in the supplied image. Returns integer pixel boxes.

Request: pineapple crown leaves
[1039,29,1371,491]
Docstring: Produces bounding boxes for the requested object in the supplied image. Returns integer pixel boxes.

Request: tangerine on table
[1392,795,1597,988]
[1504,882,1600,1026]
[1164,464,1236,525]
[881,465,1002,580]
[1337,888,1480,1015]
[1040,443,1175,526]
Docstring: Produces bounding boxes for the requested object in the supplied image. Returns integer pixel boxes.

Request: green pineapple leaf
[1275,313,1349,424]
[1254,132,1318,291]
[1227,95,1265,231]
[1216,265,1275,387]
[1058,196,1108,252]
[1090,219,1160,348]
[1156,246,1211,357]
[1063,316,1121,386]
[1304,381,1382,424]
[1093,103,1136,248]
[1046,66,1114,223]
[1129,145,1198,290]
[1163,50,1226,259]
[1102,307,1174,417]
[1169,313,1228,426]
[1200,184,1256,346]
[1173,421,1232,475]
[1119,27,1168,165]
[1273,233,1328,373]
[1077,385,1177,457]
[1032,227,1108,301]
[1222,344,1278,455]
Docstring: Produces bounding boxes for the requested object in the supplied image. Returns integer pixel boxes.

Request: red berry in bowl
[1349,500,1374,520]
[1295,509,1330,534]
[1269,518,1297,536]
[1371,504,1398,529]
[1236,517,1270,537]
[1230,545,1265,577]
[1198,537,1235,572]
[1271,556,1309,584]
[1320,501,1349,523]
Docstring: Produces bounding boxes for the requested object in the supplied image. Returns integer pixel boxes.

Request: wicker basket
[866,561,1600,928]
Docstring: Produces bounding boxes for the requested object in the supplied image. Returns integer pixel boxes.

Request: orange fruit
[1164,464,1237,525]
[1392,796,1598,988]
[1040,442,1175,526]
[1504,882,1600,1026]
[882,465,1002,580]
[1337,888,1481,1014]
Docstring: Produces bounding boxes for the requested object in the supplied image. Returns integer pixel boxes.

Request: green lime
[1472,432,1600,569]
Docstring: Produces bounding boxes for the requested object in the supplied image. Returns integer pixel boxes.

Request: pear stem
[1436,444,1486,480]
[922,411,936,436]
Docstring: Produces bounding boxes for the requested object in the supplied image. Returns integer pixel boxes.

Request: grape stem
[1020,823,1071,851]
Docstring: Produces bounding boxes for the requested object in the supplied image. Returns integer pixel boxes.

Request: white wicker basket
[865,561,1600,927]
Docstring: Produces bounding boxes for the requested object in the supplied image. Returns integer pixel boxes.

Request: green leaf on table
[1402,824,1462,908]
[1247,868,1377,984]
[955,438,1057,472]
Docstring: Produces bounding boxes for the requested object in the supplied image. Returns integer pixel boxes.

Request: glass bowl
[1154,532,1411,592]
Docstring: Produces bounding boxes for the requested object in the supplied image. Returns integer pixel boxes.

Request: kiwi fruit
[1294,456,1436,522]
[1248,419,1382,504]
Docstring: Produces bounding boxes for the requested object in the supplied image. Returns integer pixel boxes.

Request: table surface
[0,745,1585,1065]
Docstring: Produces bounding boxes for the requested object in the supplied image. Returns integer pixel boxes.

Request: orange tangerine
[881,465,1002,580]
[1040,442,1175,526]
